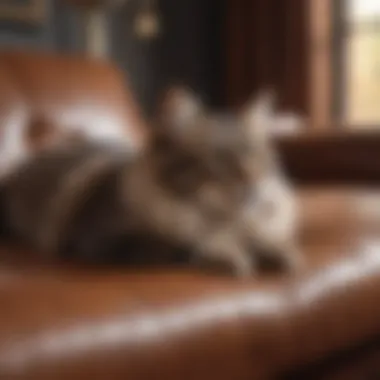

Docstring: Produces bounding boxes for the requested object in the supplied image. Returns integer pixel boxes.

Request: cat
[133,87,302,275]
[0,87,301,276]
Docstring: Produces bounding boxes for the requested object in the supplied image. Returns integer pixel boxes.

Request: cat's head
[148,87,279,215]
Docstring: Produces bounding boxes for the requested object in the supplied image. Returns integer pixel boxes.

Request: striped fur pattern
[0,88,301,276]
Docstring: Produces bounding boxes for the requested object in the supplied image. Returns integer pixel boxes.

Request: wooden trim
[0,0,47,24]
[308,0,333,131]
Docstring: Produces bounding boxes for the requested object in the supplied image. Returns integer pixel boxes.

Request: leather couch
[0,50,380,380]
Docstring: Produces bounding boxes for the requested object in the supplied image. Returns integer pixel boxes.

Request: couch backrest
[0,49,147,152]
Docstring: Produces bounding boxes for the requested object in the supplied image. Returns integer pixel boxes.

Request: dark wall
[111,0,312,114]
[156,0,224,108]
[111,0,225,115]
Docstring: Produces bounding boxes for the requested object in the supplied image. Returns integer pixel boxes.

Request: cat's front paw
[256,243,304,274]
[192,248,256,278]
[193,232,258,277]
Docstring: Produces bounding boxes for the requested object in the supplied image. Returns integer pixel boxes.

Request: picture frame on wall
[0,0,47,25]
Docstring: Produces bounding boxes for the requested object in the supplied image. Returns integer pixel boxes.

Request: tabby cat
[0,87,301,276]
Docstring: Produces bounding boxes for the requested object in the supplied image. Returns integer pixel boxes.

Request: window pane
[348,0,380,20]
[345,0,380,126]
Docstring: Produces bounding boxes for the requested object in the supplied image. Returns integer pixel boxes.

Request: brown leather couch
[1,50,380,380]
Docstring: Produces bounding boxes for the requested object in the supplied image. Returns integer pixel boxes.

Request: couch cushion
[0,188,380,379]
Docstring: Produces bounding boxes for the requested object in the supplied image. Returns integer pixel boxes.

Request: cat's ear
[158,86,203,132]
[242,90,276,140]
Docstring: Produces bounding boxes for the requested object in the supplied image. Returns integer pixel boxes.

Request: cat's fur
[0,88,301,276]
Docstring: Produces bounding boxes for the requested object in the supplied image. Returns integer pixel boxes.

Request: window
[344,0,380,126]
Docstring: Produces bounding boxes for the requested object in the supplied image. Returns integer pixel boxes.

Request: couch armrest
[277,132,380,185]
